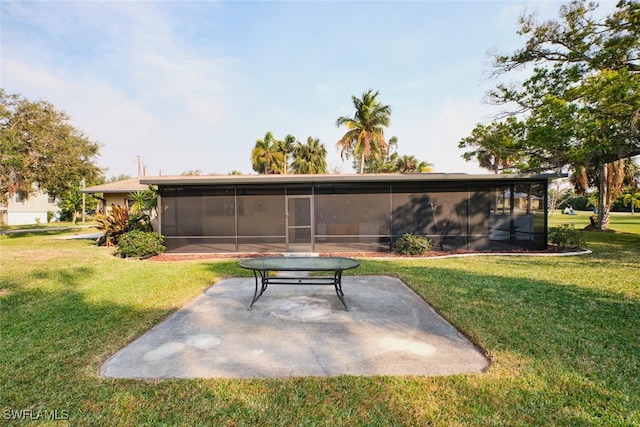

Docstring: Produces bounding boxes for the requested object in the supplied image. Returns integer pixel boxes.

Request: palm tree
[336,90,391,174]
[395,155,433,173]
[622,191,640,214]
[276,134,297,175]
[458,120,521,174]
[251,131,283,174]
[291,137,328,174]
[361,135,398,173]
[128,188,157,216]
[622,158,640,214]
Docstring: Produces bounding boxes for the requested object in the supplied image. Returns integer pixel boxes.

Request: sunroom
[141,173,560,254]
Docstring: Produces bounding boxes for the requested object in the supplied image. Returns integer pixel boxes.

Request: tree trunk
[596,163,610,231]
[359,153,365,174]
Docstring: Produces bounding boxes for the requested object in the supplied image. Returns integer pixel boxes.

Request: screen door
[286,195,313,252]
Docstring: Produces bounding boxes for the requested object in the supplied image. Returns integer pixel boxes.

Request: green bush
[392,233,432,256]
[116,230,166,258]
[548,224,586,249]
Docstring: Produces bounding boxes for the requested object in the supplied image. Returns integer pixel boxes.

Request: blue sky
[0,0,617,178]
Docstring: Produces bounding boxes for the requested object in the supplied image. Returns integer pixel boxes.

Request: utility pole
[81,178,86,223]
[136,155,143,178]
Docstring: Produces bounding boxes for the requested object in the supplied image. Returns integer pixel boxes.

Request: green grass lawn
[548,210,640,234]
[1,216,639,425]
[0,220,97,231]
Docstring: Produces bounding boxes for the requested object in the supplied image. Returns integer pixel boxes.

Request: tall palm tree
[336,90,391,174]
[291,137,328,174]
[251,131,283,174]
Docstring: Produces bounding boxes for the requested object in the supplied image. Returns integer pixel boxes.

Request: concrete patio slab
[100,276,489,379]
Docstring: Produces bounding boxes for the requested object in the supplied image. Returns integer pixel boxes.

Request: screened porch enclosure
[156,178,549,253]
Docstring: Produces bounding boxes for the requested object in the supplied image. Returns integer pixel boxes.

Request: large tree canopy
[459,0,640,230]
[0,90,102,203]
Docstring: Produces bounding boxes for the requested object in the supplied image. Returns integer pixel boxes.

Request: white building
[0,191,60,225]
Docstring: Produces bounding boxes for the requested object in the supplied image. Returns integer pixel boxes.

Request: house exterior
[0,190,60,225]
[81,178,149,213]
[141,173,562,254]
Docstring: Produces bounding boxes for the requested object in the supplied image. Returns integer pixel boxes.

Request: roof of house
[82,178,148,194]
[140,172,566,187]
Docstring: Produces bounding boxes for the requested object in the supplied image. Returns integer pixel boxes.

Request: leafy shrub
[96,204,153,246]
[548,224,586,249]
[128,188,158,216]
[58,209,75,222]
[115,230,166,258]
[392,233,432,256]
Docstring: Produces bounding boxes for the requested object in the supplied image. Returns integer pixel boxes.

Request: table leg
[333,270,348,310]
[249,269,269,309]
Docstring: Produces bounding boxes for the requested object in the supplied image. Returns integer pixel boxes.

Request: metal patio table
[238,256,360,310]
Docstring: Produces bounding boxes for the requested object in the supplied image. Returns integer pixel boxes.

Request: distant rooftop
[82,178,148,194]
